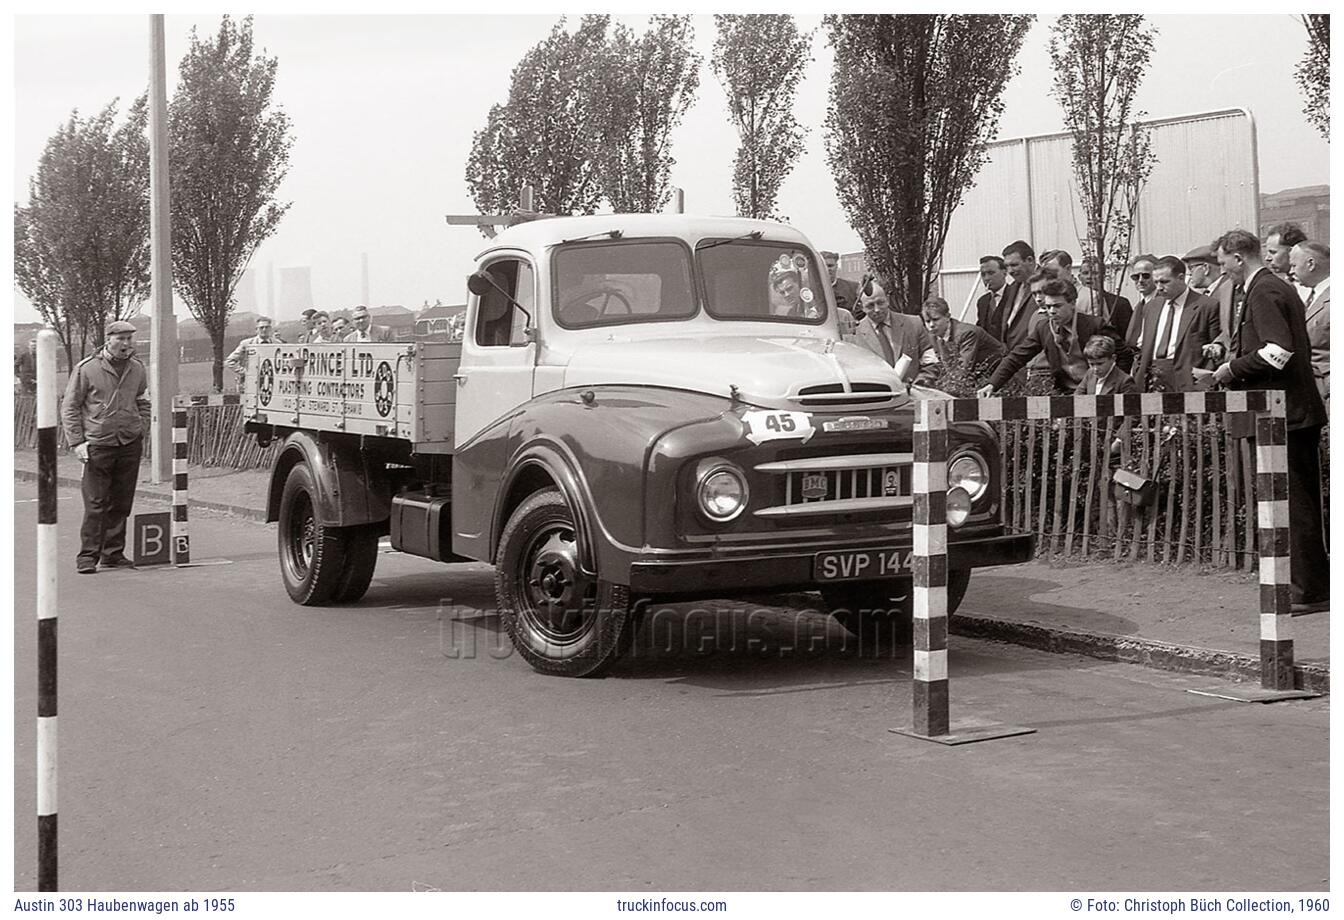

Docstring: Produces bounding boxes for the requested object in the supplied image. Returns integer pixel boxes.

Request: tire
[277,463,348,605]
[494,489,634,678]
[822,569,972,652]
[332,523,381,603]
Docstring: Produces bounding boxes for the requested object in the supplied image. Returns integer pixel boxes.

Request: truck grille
[752,452,913,518]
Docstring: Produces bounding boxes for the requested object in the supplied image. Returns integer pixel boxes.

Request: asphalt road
[12,481,1329,891]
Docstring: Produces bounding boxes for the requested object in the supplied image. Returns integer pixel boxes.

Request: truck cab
[247,214,1032,677]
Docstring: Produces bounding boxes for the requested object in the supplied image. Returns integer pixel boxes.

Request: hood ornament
[729,383,741,403]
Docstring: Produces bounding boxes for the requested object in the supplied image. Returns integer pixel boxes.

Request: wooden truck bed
[240,341,461,451]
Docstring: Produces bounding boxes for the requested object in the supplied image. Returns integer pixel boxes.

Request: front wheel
[495,489,634,677]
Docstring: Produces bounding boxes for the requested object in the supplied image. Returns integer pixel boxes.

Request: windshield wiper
[558,229,624,244]
[696,230,764,251]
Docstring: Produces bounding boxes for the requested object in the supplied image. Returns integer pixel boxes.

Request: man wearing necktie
[1131,256,1218,391]
[1209,229,1328,614]
[974,255,1010,333]
[852,277,939,382]
[978,277,1114,396]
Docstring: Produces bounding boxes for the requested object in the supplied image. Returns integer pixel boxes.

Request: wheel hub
[522,525,595,642]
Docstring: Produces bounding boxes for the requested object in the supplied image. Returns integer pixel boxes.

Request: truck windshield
[553,239,697,328]
[697,240,828,324]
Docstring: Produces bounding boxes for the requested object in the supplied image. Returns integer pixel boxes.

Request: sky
[10,12,1331,325]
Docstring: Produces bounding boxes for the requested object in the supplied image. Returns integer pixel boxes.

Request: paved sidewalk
[12,448,1328,692]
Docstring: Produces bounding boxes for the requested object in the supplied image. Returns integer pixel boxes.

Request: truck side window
[475,259,534,347]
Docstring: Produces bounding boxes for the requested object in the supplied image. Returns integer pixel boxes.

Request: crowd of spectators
[829,224,1329,418]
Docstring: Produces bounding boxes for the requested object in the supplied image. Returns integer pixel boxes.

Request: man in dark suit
[852,277,938,383]
[821,250,861,320]
[987,240,1039,352]
[921,295,1005,374]
[975,255,1010,331]
[1076,256,1134,342]
[1130,256,1219,391]
[978,278,1114,396]
[1210,229,1328,613]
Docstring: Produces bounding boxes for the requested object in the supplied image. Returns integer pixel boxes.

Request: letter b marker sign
[134,512,172,566]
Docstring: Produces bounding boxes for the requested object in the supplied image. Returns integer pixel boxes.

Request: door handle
[453,373,467,385]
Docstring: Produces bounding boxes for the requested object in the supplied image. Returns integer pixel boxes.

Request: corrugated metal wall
[940,109,1259,320]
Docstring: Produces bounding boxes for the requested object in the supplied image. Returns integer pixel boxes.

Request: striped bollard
[1191,390,1315,702]
[171,396,190,565]
[891,398,1035,745]
[36,327,59,890]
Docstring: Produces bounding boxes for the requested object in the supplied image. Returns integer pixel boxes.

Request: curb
[951,613,1330,695]
[14,469,268,523]
[773,590,1328,694]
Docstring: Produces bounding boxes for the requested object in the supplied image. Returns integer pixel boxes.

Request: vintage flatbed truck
[241,214,1032,677]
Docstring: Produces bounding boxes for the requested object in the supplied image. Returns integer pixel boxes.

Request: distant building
[1260,185,1330,243]
[235,268,259,313]
[277,266,314,318]
[838,251,868,283]
[369,305,415,341]
[415,302,467,341]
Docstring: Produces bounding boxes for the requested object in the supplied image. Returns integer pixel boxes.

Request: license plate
[815,548,914,581]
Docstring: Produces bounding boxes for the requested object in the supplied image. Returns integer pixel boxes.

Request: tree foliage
[466,16,613,219]
[1048,14,1158,297]
[1295,14,1329,139]
[711,15,812,220]
[14,97,151,366]
[596,16,701,213]
[824,15,1032,314]
[170,15,292,391]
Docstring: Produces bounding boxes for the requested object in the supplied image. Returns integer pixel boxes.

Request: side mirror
[466,271,494,297]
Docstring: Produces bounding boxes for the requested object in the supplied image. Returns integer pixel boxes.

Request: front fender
[492,386,735,584]
[266,431,392,527]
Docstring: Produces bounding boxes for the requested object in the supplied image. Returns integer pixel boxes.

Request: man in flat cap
[61,320,150,574]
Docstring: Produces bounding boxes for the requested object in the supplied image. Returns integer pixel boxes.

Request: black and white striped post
[36,327,59,889]
[171,395,190,565]
[892,397,1035,745]
[889,391,1314,740]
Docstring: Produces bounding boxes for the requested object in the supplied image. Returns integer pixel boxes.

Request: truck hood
[559,335,910,412]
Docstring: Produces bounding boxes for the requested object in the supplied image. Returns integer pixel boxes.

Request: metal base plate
[890,718,1037,746]
[1187,686,1321,703]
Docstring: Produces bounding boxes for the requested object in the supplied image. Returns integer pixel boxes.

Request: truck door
[454,255,538,448]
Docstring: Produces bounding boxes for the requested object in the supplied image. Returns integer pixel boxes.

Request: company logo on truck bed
[260,345,394,418]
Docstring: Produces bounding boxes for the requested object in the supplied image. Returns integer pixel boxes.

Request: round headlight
[948,453,989,502]
[946,486,972,528]
[697,466,748,522]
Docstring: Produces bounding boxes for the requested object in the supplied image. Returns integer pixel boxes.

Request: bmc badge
[801,473,828,500]
[257,359,274,406]
[883,469,901,496]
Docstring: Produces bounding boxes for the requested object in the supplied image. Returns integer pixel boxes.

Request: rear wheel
[278,463,347,605]
[332,523,381,603]
[495,489,634,677]
[822,569,972,652]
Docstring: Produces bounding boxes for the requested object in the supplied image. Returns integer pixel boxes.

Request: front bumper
[628,531,1035,597]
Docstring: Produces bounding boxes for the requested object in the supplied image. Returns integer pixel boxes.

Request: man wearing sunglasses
[1123,254,1161,349]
